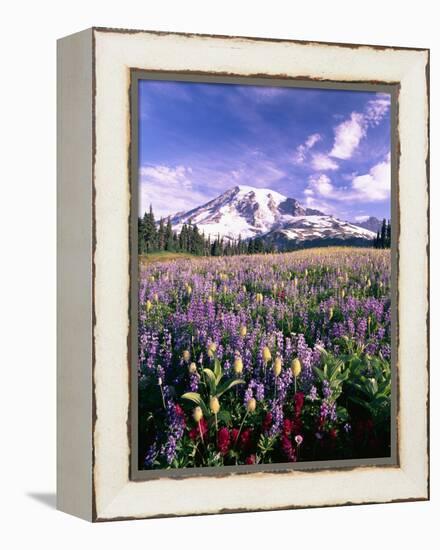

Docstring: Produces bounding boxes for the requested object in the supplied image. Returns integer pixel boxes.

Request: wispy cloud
[329,94,391,160]
[307,174,335,197]
[350,154,391,201]
[364,94,391,126]
[139,81,391,221]
[140,164,193,188]
[139,164,208,217]
[293,133,322,164]
[304,153,390,204]
[329,112,366,160]
[240,86,291,103]
[311,153,339,171]
[293,93,390,171]
[139,154,288,218]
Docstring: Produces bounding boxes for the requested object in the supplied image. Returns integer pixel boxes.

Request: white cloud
[354,215,370,222]
[329,112,366,160]
[303,154,390,205]
[307,174,335,197]
[311,153,339,171]
[292,145,307,164]
[364,95,391,126]
[140,164,193,189]
[329,94,390,160]
[292,133,322,164]
[303,195,334,216]
[305,133,322,148]
[139,157,288,218]
[351,156,391,201]
[229,160,286,187]
[245,86,290,102]
[139,164,209,217]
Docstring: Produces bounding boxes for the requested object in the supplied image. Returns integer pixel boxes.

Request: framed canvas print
[57,27,429,522]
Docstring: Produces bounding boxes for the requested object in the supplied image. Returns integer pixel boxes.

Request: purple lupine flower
[144,441,158,467]
[322,380,332,398]
[308,385,318,401]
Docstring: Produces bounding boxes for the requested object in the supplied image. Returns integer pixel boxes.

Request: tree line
[373,219,391,249]
[138,205,275,257]
[139,205,390,256]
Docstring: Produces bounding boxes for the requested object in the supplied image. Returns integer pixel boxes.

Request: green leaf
[216,410,231,425]
[203,368,217,394]
[181,391,202,404]
[336,406,349,422]
[181,392,210,418]
[214,358,222,383]
[313,366,326,383]
[348,395,370,410]
[216,378,245,397]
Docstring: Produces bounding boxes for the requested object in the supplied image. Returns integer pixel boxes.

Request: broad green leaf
[214,358,222,383]
[348,395,370,410]
[216,378,245,397]
[313,366,326,383]
[203,368,217,394]
[181,392,210,418]
[216,409,231,425]
[181,391,202,404]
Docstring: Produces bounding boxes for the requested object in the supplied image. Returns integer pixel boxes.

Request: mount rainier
[169,185,376,249]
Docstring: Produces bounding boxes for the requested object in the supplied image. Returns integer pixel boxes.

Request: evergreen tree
[380,219,387,249]
[157,218,165,251]
[190,225,201,254]
[164,218,174,251]
[373,219,391,249]
[172,232,179,251]
[385,220,391,248]
[254,238,264,254]
[138,205,158,253]
[212,236,221,256]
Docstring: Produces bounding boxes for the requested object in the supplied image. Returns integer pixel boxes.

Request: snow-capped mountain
[353,216,382,234]
[169,185,375,248]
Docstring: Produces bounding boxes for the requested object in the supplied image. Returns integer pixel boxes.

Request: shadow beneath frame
[27,492,57,509]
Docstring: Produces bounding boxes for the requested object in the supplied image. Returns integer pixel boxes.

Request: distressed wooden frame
[57,27,429,522]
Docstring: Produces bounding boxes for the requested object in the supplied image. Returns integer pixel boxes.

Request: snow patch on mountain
[169,185,375,245]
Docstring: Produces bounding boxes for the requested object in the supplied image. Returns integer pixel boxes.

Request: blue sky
[138,79,391,222]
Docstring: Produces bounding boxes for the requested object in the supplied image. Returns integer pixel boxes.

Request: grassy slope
[140,246,380,266]
[139,251,196,265]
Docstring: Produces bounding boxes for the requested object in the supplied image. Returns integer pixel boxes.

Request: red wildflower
[283,418,293,436]
[189,417,208,441]
[291,417,303,435]
[239,428,253,453]
[294,392,305,417]
[262,412,273,433]
[231,428,240,445]
[281,434,297,462]
[329,428,338,440]
[245,454,256,465]
[174,403,185,418]
[217,427,231,455]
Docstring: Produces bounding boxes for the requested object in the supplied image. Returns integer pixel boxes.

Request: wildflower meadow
[138,247,392,469]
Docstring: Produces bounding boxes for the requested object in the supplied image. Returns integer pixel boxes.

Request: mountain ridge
[168,185,376,249]
[353,216,382,234]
